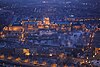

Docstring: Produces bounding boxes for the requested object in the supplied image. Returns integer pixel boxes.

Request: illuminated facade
[3,26,23,31]
[95,47,100,54]
[3,18,86,32]
[43,17,50,25]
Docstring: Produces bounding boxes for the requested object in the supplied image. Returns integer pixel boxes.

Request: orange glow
[23,49,30,54]
[33,61,38,65]
[23,49,30,56]
[45,25,49,28]
[0,32,3,34]
[64,65,68,67]
[0,55,4,59]
[25,53,30,56]
[7,56,13,60]
[15,57,21,61]
[44,18,50,25]
[51,63,57,67]
[38,25,44,29]
[95,48,100,54]
[3,26,8,31]
[24,59,29,63]
[73,26,81,29]
[13,26,23,31]
[21,34,24,38]
[3,26,23,31]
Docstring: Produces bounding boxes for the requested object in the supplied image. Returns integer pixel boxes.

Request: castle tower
[44,17,50,25]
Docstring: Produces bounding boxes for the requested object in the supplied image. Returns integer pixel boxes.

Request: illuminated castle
[3,17,86,32]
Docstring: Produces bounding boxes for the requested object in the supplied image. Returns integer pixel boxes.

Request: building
[44,17,50,25]
[95,45,100,55]
[3,23,23,32]
[23,22,37,31]
[54,21,70,31]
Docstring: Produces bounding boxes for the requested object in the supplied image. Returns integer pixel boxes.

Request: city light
[0,55,5,59]
[15,57,21,62]
[49,53,53,57]
[0,0,100,67]
[7,56,13,60]
[24,59,30,63]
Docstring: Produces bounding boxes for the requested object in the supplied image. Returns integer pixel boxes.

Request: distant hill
[0,1,13,31]
[0,0,100,31]
[1,0,100,4]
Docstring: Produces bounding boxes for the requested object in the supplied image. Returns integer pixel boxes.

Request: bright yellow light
[22,34,24,38]
[80,60,85,64]
[23,49,29,54]
[25,53,30,56]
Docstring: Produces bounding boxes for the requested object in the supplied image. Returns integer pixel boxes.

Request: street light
[93,55,95,58]
[49,53,53,57]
